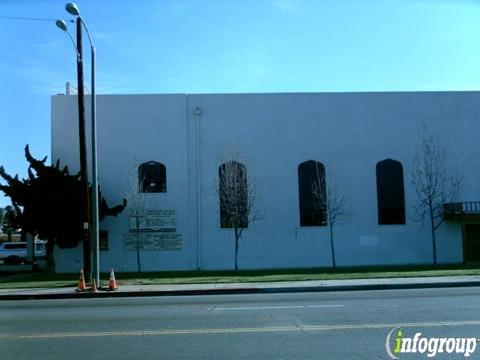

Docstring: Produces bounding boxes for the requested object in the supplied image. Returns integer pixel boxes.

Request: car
[0,242,27,264]
[0,241,47,265]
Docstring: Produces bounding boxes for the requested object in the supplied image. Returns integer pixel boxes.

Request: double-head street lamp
[56,3,100,287]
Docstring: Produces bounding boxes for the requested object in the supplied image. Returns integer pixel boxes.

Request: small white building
[51,91,480,272]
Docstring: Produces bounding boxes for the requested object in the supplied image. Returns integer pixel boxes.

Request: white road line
[208,305,345,311]
[2,320,480,340]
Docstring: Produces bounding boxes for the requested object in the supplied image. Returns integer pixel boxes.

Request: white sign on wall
[127,209,181,251]
[130,209,176,232]
[124,232,182,251]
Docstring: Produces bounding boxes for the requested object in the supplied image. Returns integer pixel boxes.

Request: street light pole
[90,39,99,288]
[56,18,91,282]
[58,2,100,286]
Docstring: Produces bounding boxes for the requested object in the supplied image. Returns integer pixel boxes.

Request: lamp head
[65,2,80,16]
[56,19,68,31]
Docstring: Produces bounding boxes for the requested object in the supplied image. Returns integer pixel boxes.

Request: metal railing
[444,202,480,215]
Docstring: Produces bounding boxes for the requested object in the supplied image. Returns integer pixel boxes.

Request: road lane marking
[208,305,344,311]
[2,320,480,340]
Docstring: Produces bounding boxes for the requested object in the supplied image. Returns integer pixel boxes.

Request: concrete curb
[1,280,479,301]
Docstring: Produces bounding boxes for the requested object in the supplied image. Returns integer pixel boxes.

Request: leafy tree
[1,205,21,241]
[0,145,126,271]
[0,207,4,233]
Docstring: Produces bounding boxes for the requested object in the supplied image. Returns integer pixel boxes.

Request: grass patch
[0,264,479,289]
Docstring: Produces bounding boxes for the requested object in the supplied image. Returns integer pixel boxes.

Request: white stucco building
[51,91,480,272]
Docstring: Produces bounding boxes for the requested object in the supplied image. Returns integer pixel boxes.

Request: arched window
[376,159,405,224]
[138,161,166,193]
[298,160,327,226]
[219,161,248,228]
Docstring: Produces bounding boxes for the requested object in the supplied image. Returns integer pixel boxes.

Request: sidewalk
[1,275,479,300]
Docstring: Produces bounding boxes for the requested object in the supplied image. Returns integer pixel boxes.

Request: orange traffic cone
[76,269,86,292]
[91,278,99,293]
[108,268,118,290]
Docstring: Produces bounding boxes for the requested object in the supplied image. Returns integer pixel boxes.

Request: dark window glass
[99,230,109,251]
[219,161,248,229]
[298,160,327,226]
[4,243,26,249]
[376,159,406,225]
[138,162,166,193]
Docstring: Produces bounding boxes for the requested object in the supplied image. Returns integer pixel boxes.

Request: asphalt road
[1,287,480,359]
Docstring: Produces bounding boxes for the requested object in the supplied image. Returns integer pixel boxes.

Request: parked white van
[0,241,47,265]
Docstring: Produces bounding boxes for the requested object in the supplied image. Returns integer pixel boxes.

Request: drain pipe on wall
[194,106,203,270]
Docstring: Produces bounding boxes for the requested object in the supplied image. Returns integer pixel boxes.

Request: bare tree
[215,146,260,271]
[125,160,150,273]
[410,129,462,265]
[311,162,353,268]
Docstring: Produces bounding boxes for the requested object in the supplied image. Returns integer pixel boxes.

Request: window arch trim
[138,161,167,193]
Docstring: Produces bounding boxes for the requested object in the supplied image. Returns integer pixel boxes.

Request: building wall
[51,91,480,272]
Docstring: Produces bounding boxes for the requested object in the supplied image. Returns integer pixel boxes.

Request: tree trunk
[329,224,336,269]
[429,201,437,265]
[30,234,37,271]
[136,217,142,273]
[430,214,437,265]
[234,228,239,271]
[46,238,55,273]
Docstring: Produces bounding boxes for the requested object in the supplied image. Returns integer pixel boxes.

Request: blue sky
[1,0,480,207]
